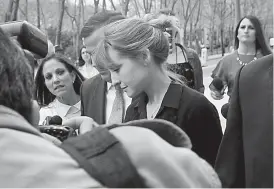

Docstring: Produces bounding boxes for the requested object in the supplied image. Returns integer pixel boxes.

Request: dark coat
[125,83,223,166]
[214,54,273,188]
[80,75,107,124]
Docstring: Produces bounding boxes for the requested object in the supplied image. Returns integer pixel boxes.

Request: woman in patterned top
[210,15,272,100]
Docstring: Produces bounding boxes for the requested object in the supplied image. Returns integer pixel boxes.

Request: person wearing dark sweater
[93,18,223,166]
[125,82,222,166]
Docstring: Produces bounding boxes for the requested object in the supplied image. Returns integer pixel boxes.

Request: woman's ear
[141,49,151,66]
[70,72,76,83]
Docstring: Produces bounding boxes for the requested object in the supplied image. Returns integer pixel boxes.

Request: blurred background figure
[35,54,85,124]
[77,46,99,79]
[209,15,272,119]
[210,15,271,100]
[94,18,222,166]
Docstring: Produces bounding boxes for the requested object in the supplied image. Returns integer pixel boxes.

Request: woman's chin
[125,88,141,98]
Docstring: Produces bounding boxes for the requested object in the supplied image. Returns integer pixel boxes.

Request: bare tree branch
[109,0,116,10]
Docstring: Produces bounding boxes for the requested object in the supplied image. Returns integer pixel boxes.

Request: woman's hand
[63,116,99,134]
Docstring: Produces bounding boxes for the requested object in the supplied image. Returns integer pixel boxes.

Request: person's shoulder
[182,86,213,107]
[184,48,198,59]
[82,74,103,87]
[240,54,273,81]
[220,51,237,62]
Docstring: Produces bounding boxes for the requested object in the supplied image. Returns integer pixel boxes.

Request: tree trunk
[171,0,178,12]
[183,24,187,46]
[160,0,163,9]
[11,0,20,21]
[124,0,130,16]
[109,0,116,10]
[235,0,241,26]
[75,0,82,58]
[25,0,28,21]
[220,27,225,56]
[55,0,66,46]
[133,0,140,17]
[37,0,41,29]
[103,0,106,11]
[94,0,99,14]
[81,0,85,26]
[5,0,14,22]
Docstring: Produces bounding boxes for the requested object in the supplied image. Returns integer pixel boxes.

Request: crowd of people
[0,9,272,188]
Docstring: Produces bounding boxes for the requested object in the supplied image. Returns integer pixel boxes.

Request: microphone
[211,77,224,91]
[48,115,63,125]
[221,103,230,119]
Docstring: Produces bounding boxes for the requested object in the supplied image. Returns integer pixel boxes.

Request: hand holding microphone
[210,77,225,100]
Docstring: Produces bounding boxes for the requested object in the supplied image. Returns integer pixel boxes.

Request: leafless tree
[55,0,66,46]
[102,0,106,11]
[177,0,199,46]
[5,0,14,21]
[37,0,41,28]
[6,0,20,21]
[109,0,116,10]
[133,0,140,17]
[25,0,28,21]
[171,0,178,12]
[143,0,153,14]
[94,0,99,14]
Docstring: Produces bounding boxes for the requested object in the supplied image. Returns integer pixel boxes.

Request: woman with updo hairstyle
[94,18,223,166]
[144,11,204,94]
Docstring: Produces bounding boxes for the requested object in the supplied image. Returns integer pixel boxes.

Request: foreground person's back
[0,105,221,187]
[0,22,221,188]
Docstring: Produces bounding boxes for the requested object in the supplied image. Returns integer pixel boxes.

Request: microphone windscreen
[212,78,224,91]
[221,103,230,119]
[49,115,63,125]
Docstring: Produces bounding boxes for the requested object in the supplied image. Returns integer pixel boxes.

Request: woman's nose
[52,74,60,83]
[110,71,120,86]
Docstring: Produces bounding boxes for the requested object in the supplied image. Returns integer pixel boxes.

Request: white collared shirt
[39,99,81,125]
[105,82,132,123]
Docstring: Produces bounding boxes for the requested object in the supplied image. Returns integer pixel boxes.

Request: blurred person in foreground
[214,54,273,188]
[0,27,221,188]
[93,18,222,166]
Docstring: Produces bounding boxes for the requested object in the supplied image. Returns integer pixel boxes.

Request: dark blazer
[214,54,273,188]
[80,74,107,124]
[125,83,223,166]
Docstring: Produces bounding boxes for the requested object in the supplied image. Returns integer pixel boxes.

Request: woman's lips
[54,85,64,90]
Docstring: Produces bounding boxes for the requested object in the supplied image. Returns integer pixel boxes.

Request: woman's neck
[238,42,256,55]
[145,68,171,105]
[57,91,80,106]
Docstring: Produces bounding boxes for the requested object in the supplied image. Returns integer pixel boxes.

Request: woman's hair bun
[148,18,173,32]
